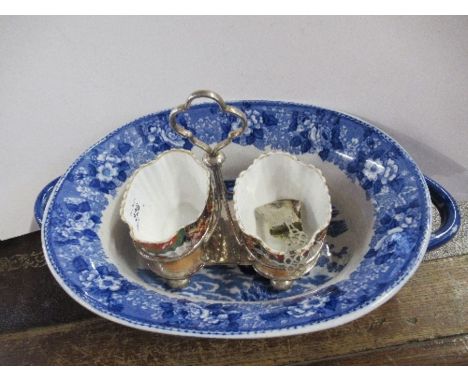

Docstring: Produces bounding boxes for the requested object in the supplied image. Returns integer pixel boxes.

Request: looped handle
[169,90,248,156]
[425,176,461,251]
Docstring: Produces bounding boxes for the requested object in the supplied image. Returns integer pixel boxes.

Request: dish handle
[33,175,461,251]
[34,177,60,228]
[424,176,461,251]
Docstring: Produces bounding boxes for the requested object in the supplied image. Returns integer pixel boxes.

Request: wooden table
[1,230,467,365]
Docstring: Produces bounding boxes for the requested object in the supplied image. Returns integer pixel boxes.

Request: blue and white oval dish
[37,100,460,338]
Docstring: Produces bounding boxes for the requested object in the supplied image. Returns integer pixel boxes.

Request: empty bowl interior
[234,152,332,252]
[121,150,210,243]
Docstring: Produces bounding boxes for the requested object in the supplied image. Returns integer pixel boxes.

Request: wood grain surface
[0,231,467,365]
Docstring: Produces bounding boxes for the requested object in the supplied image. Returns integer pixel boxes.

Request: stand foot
[270,279,293,291]
[167,278,190,289]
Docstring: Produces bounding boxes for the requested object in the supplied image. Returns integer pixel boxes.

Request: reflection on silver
[255,199,309,253]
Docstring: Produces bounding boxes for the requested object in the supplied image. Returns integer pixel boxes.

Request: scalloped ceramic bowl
[233,151,332,286]
[36,100,460,338]
[120,149,214,286]
[120,149,211,249]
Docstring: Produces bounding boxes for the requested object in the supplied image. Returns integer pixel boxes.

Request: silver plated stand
[168,90,255,268]
[132,90,327,291]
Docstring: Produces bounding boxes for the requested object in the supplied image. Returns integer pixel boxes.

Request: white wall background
[1,16,467,240]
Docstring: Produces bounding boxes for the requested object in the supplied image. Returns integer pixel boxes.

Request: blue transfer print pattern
[43,101,430,336]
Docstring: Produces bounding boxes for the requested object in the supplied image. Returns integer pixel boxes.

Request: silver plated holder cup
[121,90,332,290]
[233,152,332,290]
[120,149,215,289]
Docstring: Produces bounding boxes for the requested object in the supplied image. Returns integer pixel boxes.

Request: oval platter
[42,100,434,338]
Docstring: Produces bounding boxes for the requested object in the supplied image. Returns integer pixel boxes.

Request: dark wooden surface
[0,231,467,365]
